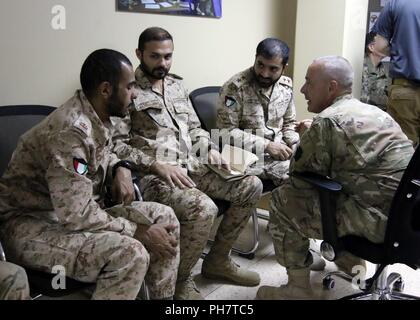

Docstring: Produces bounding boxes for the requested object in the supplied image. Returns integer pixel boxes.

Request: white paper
[381,0,391,7]
[369,12,380,31]
[145,4,160,9]
[159,2,173,8]
[141,0,156,4]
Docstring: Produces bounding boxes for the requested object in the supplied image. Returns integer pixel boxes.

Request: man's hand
[208,149,231,171]
[112,167,135,205]
[265,142,293,161]
[134,223,178,260]
[295,119,313,136]
[150,161,196,189]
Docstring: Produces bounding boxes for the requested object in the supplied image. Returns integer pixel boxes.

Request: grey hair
[313,56,354,91]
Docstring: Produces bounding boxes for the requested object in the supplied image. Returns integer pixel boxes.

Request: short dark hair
[138,27,173,52]
[365,31,377,55]
[80,49,132,97]
[256,38,290,66]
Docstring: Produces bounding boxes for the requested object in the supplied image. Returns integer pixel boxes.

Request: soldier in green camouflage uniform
[112,27,262,300]
[0,261,30,300]
[257,56,414,300]
[217,38,299,186]
[0,49,180,300]
[360,32,390,111]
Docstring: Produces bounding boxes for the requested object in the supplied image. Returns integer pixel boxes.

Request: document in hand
[207,145,259,181]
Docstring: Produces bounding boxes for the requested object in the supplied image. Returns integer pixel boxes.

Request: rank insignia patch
[73,158,88,175]
[225,96,237,108]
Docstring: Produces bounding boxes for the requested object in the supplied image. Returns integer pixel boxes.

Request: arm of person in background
[371,1,393,57]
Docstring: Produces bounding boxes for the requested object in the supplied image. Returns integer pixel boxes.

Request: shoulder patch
[225,96,237,108]
[73,114,91,136]
[279,76,293,88]
[73,158,88,175]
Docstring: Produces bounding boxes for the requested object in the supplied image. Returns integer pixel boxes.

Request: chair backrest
[0,105,55,176]
[189,86,221,131]
[383,146,420,268]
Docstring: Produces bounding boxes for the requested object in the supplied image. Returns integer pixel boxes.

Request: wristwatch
[112,160,134,178]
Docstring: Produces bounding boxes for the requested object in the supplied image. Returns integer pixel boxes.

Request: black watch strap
[112,160,134,178]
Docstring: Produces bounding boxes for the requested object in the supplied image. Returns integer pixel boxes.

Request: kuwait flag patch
[73,158,88,175]
[225,96,236,108]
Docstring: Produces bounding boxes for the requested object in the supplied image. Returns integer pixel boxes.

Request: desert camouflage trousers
[248,157,290,186]
[0,201,179,299]
[0,261,30,300]
[387,82,420,146]
[140,171,262,281]
[269,178,389,270]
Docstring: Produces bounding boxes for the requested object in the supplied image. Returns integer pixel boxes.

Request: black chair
[0,105,56,176]
[189,87,276,259]
[292,147,420,300]
[0,105,149,299]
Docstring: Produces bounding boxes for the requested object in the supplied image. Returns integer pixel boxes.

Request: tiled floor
[193,209,420,300]
[41,208,420,300]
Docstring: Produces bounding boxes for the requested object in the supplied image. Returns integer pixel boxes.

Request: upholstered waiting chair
[293,147,420,300]
[189,87,276,259]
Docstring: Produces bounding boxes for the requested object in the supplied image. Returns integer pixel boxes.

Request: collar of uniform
[135,66,178,89]
[365,56,386,74]
[331,93,353,106]
[76,90,112,142]
[135,67,153,90]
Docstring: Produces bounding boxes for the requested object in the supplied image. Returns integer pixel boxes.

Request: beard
[252,69,279,88]
[107,90,129,118]
[140,63,169,80]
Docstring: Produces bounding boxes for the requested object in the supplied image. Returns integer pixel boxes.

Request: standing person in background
[373,0,420,146]
[360,31,390,111]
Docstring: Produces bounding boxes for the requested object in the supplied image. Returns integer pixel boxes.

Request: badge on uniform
[225,96,237,108]
[73,158,88,175]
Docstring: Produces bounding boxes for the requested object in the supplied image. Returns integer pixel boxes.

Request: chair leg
[231,208,259,260]
[136,281,150,300]
[203,209,260,260]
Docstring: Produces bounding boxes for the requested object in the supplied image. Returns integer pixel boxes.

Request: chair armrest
[291,171,342,192]
[291,171,344,261]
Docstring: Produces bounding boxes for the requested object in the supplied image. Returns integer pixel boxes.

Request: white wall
[0,0,283,106]
[293,0,368,119]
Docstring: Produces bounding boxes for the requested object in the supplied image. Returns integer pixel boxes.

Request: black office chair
[292,146,420,300]
[189,87,277,259]
[0,105,56,176]
[0,105,149,299]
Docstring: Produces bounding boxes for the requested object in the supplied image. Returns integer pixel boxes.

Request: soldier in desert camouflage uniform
[217,38,299,186]
[0,261,30,300]
[112,27,262,300]
[0,49,179,300]
[257,56,414,300]
[217,38,325,272]
[360,31,390,111]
